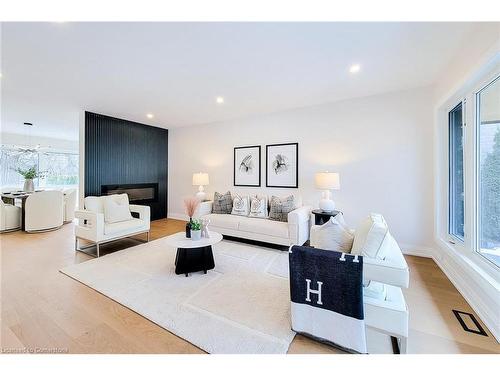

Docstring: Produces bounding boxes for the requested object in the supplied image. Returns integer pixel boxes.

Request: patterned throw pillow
[269,195,295,222]
[212,191,233,214]
[248,195,268,218]
[231,194,250,216]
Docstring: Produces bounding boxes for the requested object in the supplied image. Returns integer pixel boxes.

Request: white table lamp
[315,172,340,212]
[192,172,209,201]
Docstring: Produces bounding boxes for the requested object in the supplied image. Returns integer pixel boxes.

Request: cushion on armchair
[310,213,354,253]
[103,194,132,223]
[351,213,389,259]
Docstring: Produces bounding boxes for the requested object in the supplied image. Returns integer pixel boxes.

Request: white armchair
[310,214,409,353]
[25,191,64,232]
[0,199,22,232]
[75,195,150,257]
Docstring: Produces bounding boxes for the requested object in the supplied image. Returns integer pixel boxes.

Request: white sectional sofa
[196,200,312,246]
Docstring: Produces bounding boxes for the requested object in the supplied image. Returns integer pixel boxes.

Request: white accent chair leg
[96,242,100,258]
[147,231,150,242]
[399,336,408,354]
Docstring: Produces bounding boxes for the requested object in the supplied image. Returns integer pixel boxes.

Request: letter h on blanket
[289,245,367,354]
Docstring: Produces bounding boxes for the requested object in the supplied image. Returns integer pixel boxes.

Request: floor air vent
[452,310,488,336]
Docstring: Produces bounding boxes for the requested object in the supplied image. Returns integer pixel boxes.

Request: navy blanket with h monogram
[289,245,367,353]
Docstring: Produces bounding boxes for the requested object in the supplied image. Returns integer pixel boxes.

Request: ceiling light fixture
[146,113,154,119]
[216,96,224,104]
[349,64,361,74]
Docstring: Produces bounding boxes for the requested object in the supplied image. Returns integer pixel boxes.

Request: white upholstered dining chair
[24,190,64,232]
[0,199,22,232]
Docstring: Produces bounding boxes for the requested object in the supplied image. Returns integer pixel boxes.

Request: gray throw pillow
[212,191,233,214]
[269,195,295,222]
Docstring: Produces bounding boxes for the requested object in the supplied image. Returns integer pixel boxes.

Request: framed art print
[234,145,261,187]
[266,142,298,188]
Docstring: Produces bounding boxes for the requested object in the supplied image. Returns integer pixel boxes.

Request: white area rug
[61,238,295,354]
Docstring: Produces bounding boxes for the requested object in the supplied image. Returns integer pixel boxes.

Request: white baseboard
[168,212,189,221]
[400,243,434,258]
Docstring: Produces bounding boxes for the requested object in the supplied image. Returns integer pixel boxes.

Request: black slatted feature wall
[85,111,168,220]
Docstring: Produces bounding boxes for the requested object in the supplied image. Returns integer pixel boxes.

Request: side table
[311,209,341,225]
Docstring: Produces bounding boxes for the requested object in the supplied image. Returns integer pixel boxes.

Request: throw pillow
[269,195,295,222]
[103,194,132,223]
[351,213,389,259]
[248,195,268,218]
[231,194,250,216]
[212,191,233,214]
[310,213,354,253]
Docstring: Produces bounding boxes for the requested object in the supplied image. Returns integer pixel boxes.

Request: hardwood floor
[1,219,498,354]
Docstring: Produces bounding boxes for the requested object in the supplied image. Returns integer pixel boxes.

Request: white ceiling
[0,22,486,140]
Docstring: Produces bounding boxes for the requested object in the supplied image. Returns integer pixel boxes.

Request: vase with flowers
[183,197,200,238]
[14,166,45,192]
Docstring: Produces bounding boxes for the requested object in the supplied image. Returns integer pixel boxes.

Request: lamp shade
[314,172,340,190]
[192,172,209,186]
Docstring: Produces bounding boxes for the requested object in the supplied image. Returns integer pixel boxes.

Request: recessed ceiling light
[146,113,154,119]
[349,64,361,74]
[216,96,224,104]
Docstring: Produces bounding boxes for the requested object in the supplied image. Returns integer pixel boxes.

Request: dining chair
[24,191,64,232]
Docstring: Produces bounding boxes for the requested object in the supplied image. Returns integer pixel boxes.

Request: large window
[0,147,79,190]
[449,102,465,241]
[477,76,500,267]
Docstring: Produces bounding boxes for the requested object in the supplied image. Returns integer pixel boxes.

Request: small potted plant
[183,197,200,238]
[190,219,202,240]
[13,166,45,192]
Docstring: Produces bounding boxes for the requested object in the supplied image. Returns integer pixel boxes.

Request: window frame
[473,74,500,268]
[447,101,466,244]
[439,62,500,275]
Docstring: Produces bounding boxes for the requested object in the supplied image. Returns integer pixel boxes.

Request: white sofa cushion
[351,213,389,259]
[249,195,268,218]
[103,194,132,223]
[205,213,240,230]
[238,216,289,238]
[104,218,146,235]
[231,194,250,216]
[310,213,354,253]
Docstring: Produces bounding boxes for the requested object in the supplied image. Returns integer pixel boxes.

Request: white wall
[169,86,434,253]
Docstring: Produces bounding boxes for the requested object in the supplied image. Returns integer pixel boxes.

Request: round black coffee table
[163,231,223,277]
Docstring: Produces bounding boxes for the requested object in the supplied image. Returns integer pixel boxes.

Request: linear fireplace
[101,183,159,204]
